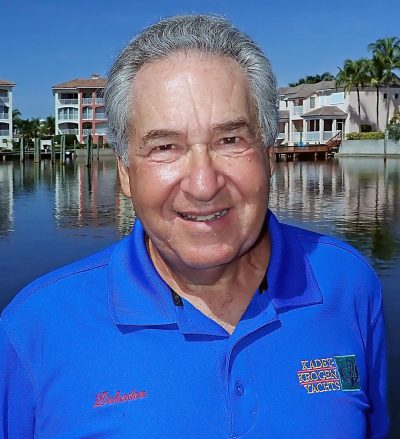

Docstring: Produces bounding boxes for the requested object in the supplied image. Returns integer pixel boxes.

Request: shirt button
[234,382,245,396]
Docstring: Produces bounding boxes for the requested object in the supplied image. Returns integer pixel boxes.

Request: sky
[3,0,400,119]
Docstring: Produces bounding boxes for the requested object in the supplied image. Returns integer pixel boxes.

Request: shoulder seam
[3,258,110,317]
[0,320,39,409]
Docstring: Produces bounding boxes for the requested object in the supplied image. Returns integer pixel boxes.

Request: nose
[180,146,226,201]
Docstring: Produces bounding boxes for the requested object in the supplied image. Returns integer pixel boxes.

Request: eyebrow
[140,118,254,146]
[141,129,183,144]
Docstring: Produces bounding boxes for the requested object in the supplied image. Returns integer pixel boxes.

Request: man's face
[119,52,274,273]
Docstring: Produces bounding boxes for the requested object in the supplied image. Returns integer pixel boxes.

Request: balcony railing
[305,132,320,142]
[82,98,93,104]
[95,97,104,104]
[0,97,9,104]
[58,114,78,121]
[0,130,10,136]
[82,113,93,120]
[0,112,10,120]
[60,129,78,135]
[291,132,301,142]
[96,128,107,135]
[292,105,303,116]
[83,128,93,135]
[59,99,78,105]
[95,113,106,120]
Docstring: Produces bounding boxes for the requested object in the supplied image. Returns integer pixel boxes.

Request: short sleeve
[0,320,36,439]
[367,305,390,438]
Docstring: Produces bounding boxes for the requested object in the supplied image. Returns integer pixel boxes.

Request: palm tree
[368,37,400,129]
[12,109,22,135]
[336,59,369,131]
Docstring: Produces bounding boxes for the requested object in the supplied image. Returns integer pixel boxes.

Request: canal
[0,156,399,435]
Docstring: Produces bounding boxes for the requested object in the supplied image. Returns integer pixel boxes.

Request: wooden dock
[275,132,342,160]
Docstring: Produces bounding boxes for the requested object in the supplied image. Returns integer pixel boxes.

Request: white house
[0,79,16,147]
[278,81,400,146]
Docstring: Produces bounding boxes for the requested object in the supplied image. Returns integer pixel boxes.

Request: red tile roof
[52,77,106,89]
[0,79,16,86]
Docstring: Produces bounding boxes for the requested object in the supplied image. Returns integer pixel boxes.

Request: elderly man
[0,15,388,438]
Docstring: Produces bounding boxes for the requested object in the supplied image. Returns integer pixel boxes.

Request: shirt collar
[108,211,322,327]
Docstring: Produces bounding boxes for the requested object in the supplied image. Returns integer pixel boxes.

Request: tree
[40,116,55,136]
[368,37,400,129]
[288,72,335,87]
[12,109,22,135]
[336,59,369,132]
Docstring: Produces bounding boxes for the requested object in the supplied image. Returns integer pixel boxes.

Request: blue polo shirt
[0,211,388,438]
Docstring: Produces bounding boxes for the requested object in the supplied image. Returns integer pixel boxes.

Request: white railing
[95,97,104,104]
[82,98,93,104]
[305,132,319,142]
[82,113,93,120]
[95,113,106,119]
[0,130,9,136]
[291,132,301,142]
[83,128,93,135]
[60,129,78,135]
[58,114,78,120]
[0,97,9,104]
[59,99,78,105]
[0,113,10,120]
[292,105,303,116]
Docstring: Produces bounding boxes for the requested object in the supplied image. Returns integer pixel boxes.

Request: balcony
[59,99,78,105]
[82,98,93,105]
[0,97,9,104]
[96,128,107,135]
[95,112,106,120]
[95,97,104,104]
[0,130,9,136]
[60,129,78,135]
[0,112,10,120]
[291,132,301,142]
[292,105,303,116]
[82,113,93,120]
[58,114,78,121]
[83,128,93,135]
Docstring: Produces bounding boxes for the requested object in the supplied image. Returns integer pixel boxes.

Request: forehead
[131,52,255,134]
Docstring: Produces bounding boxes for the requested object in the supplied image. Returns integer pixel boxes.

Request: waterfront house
[0,79,16,147]
[278,81,400,146]
[52,74,107,144]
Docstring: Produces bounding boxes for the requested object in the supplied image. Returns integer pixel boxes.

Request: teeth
[181,209,228,222]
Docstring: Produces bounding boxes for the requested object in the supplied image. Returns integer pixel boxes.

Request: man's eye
[155,144,174,151]
[220,136,241,145]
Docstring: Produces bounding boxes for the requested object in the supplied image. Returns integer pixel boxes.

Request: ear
[266,145,275,177]
[117,159,132,198]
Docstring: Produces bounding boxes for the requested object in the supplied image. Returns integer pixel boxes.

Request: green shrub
[387,123,400,143]
[346,131,384,140]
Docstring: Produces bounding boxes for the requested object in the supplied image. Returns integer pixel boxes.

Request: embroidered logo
[93,388,148,408]
[297,355,360,394]
[334,355,360,391]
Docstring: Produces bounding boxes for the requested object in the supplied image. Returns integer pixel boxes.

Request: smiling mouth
[179,209,228,222]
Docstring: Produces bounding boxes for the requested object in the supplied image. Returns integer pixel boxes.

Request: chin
[176,245,241,270]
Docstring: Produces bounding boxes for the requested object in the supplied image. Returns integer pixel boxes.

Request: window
[310,97,316,108]
[395,93,399,99]
[383,93,387,99]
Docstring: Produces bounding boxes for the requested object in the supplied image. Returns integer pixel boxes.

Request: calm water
[0,156,399,434]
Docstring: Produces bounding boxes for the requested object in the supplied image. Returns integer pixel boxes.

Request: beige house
[0,79,16,146]
[52,75,106,144]
[278,81,400,146]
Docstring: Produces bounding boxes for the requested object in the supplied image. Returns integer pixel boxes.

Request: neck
[148,228,270,334]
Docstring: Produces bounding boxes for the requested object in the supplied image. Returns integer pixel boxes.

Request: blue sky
[3,0,400,119]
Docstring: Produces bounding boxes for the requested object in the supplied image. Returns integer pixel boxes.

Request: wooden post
[97,136,103,160]
[34,138,41,163]
[51,137,56,163]
[61,135,66,164]
[86,134,92,167]
[19,136,24,162]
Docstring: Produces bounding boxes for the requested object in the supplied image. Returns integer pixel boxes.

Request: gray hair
[104,14,278,164]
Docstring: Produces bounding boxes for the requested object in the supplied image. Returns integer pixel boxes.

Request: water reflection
[270,158,400,269]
